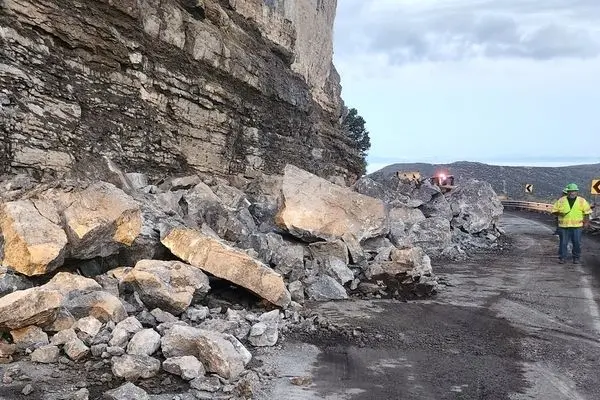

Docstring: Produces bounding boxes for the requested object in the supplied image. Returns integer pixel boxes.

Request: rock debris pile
[0,162,503,398]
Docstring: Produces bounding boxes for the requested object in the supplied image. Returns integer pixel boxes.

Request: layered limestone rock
[161,227,291,308]
[0,0,360,181]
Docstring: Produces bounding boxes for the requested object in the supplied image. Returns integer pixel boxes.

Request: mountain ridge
[369,161,600,203]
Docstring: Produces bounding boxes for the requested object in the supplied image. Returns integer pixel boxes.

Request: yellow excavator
[429,173,455,193]
[395,170,456,193]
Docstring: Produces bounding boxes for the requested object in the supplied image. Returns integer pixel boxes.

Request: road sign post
[592,179,600,213]
[592,180,600,195]
[525,184,533,194]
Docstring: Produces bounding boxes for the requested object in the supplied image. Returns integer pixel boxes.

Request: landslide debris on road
[0,162,503,398]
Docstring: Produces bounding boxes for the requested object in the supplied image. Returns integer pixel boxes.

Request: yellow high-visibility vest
[552,196,592,228]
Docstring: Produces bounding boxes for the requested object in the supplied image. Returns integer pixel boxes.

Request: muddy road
[256,212,600,400]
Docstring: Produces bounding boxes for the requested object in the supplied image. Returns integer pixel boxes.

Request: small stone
[190,375,221,392]
[68,388,89,400]
[184,307,209,322]
[91,328,111,345]
[91,344,108,357]
[104,382,149,400]
[150,308,178,324]
[162,356,205,381]
[137,311,157,327]
[0,342,16,357]
[22,384,34,395]
[51,328,78,346]
[111,354,160,381]
[107,346,125,356]
[30,345,60,363]
[75,316,103,344]
[11,326,49,349]
[114,316,143,334]
[156,321,188,336]
[64,339,89,361]
[108,328,130,348]
[288,281,305,303]
[126,329,160,356]
[290,376,312,386]
[91,360,105,370]
[222,384,235,393]
[248,310,279,347]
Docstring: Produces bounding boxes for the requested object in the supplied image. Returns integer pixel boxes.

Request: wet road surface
[257,212,600,400]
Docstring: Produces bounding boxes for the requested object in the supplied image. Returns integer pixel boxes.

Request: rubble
[0,162,504,397]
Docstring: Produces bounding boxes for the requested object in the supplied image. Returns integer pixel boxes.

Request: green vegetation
[342,107,371,174]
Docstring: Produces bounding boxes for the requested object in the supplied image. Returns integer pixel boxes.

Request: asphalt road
[257,212,600,400]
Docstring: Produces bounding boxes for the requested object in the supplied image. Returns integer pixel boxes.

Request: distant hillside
[369,161,600,203]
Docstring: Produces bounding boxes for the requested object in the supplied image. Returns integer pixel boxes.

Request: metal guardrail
[501,200,553,213]
[501,200,600,231]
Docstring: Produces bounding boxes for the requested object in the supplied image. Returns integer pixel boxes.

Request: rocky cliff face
[0,0,360,181]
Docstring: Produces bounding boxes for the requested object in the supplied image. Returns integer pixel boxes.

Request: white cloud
[335,0,600,65]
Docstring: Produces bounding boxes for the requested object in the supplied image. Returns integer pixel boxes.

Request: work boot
[573,259,581,265]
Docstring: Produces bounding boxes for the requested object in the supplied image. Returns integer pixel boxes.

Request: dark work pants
[558,227,582,261]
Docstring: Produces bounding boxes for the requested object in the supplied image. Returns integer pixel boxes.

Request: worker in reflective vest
[553,188,568,236]
[551,183,593,264]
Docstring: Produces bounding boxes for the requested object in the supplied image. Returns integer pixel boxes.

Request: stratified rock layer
[0,0,361,181]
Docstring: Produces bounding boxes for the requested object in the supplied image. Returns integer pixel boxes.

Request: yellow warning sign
[592,179,600,195]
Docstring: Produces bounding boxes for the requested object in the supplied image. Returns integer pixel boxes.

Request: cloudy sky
[333,0,600,173]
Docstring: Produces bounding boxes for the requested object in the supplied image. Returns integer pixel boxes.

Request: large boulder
[308,240,349,265]
[44,272,102,294]
[275,165,388,242]
[161,227,290,308]
[59,182,142,259]
[388,207,426,247]
[0,200,68,276]
[367,246,432,278]
[161,325,248,380]
[447,180,503,234]
[0,288,62,330]
[305,275,348,301]
[406,218,452,255]
[419,192,453,220]
[62,290,128,323]
[121,260,210,315]
[352,176,411,206]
